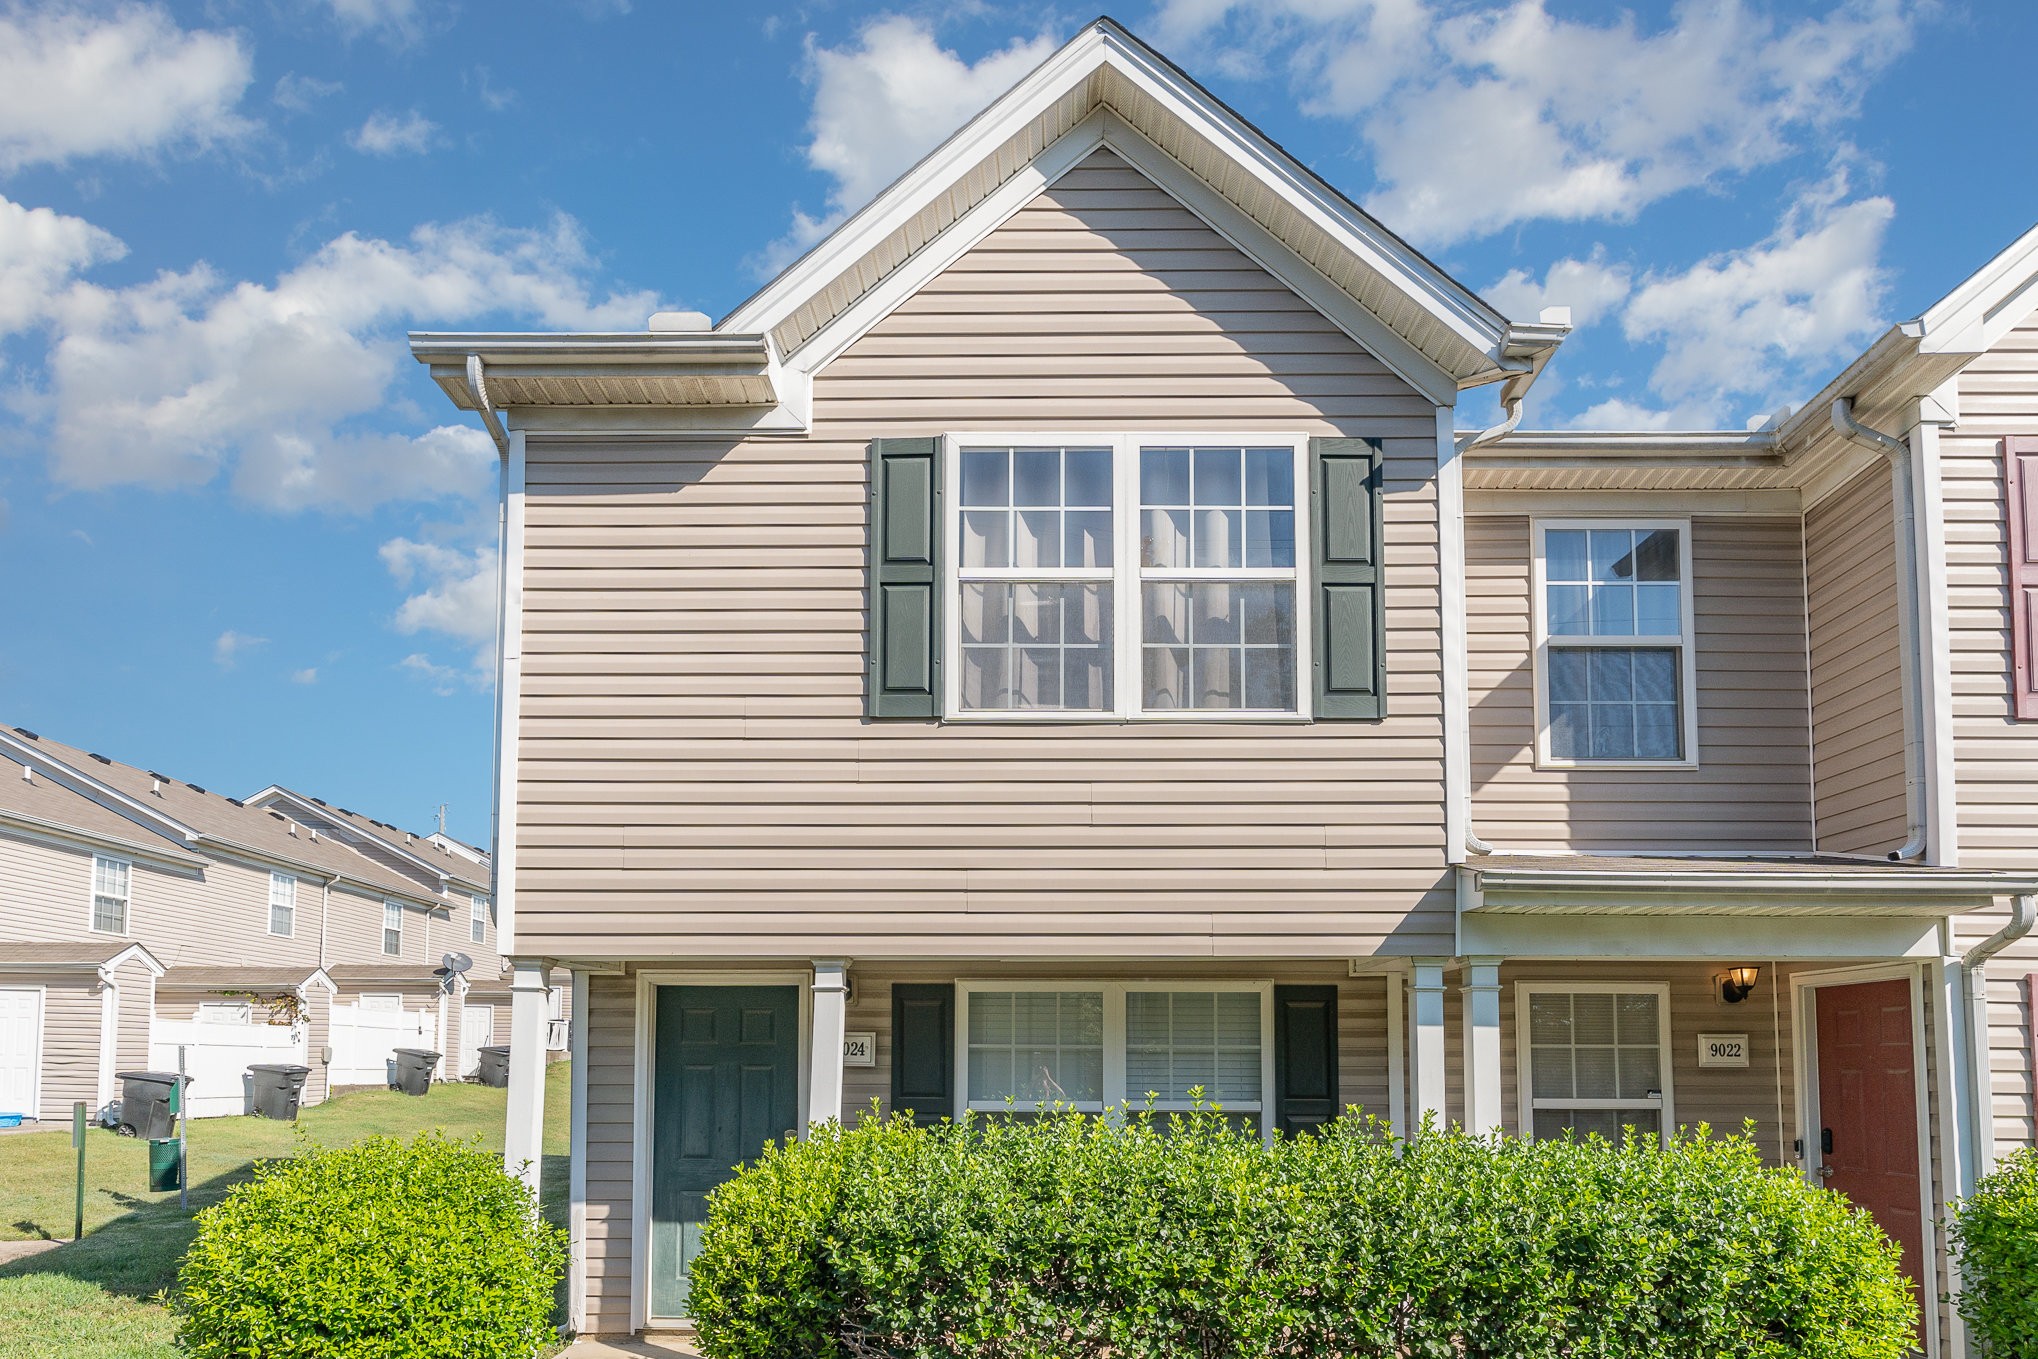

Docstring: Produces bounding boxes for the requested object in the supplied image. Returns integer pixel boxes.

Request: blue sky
[0,0,2029,844]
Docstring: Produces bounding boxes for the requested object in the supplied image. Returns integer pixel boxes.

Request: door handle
[1816,1165,1836,1179]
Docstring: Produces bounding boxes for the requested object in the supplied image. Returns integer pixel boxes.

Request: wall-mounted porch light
[1717,966,1760,1005]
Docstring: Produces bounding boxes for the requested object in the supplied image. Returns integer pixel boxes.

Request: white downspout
[1453,394,1522,859]
[1829,398,1929,861]
[1959,894,2035,1188]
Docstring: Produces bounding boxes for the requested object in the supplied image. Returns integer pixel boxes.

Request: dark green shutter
[1273,984,1339,1134]
[867,438,943,717]
[1310,437,1386,719]
[890,983,954,1126]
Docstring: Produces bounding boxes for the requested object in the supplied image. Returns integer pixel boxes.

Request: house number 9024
[843,1032,876,1067]
[1696,1034,1749,1068]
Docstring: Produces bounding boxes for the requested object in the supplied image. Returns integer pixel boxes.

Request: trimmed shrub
[1953,1147,2038,1356]
[175,1132,567,1359]
[689,1109,1916,1359]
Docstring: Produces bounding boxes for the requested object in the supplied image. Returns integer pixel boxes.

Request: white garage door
[0,987,44,1120]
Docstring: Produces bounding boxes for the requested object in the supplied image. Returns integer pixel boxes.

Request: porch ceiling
[1464,854,2038,917]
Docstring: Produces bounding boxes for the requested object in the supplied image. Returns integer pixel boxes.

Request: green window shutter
[867,438,943,717]
[1310,437,1386,720]
[1273,984,1339,1134]
[890,983,954,1126]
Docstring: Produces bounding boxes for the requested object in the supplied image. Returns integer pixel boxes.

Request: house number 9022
[1696,1034,1749,1069]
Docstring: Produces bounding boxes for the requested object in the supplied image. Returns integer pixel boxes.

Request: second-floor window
[470,894,487,944]
[269,872,296,937]
[1533,520,1696,766]
[91,855,130,934]
[382,900,403,956]
[950,436,1305,718]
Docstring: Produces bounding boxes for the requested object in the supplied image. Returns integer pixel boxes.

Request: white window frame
[89,855,130,935]
[382,900,404,957]
[359,993,403,1014]
[953,980,1277,1134]
[269,871,297,938]
[1515,981,1675,1145]
[942,433,1313,722]
[1531,518,1699,769]
[470,894,487,944]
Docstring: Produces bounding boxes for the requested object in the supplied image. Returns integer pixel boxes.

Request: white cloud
[0,6,253,173]
[754,16,1060,277]
[348,109,437,156]
[274,73,342,113]
[0,196,124,337]
[1154,0,1919,245]
[399,651,471,696]
[291,666,318,684]
[11,205,663,510]
[1484,251,1633,329]
[214,629,266,668]
[326,0,423,43]
[383,536,498,686]
[1621,175,1893,413]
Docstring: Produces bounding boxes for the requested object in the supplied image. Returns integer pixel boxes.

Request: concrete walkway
[559,1335,704,1359]
[0,1238,65,1264]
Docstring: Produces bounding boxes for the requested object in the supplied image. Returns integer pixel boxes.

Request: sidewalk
[559,1335,703,1359]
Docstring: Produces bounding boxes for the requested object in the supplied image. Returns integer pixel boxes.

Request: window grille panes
[382,900,403,956]
[1126,991,1262,1106]
[269,872,296,936]
[92,856,129,933]
[966,990,1104,1106]
[957,445,1114,713]
[1139,444,1300,714]
[1527,991,1665,1141]
[1543,525,1686,760]
[471,894,487,943]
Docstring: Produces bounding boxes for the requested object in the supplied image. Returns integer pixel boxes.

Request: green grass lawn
[0,1064,571,1359]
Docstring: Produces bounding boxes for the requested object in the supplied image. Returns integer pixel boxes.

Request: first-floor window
[269,872,296,937]
[382,900,403,956]
[91,855,130,934]
[959,983,1270,1130]
[1519,985,1672,1142]
[470,894,488,944]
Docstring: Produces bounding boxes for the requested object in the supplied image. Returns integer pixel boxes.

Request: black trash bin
[248,1063,311,1121]
[114,1071,187,1140]
[391,1048,440,1096]
[475,1045,511,1088]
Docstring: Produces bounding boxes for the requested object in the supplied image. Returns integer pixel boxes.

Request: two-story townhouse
[411,19,2038,1350]
[0,724,504,1115]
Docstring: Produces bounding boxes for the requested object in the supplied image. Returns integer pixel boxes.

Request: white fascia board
[1915,221,2038,356]
[0,729,201,846]
[249,785,462,885]
[0,808,207,872]
[102,942,166,978]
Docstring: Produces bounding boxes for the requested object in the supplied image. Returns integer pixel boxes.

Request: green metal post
[72,1101,86,1241]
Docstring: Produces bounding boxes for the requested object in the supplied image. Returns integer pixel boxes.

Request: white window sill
[1533,756,1700,772]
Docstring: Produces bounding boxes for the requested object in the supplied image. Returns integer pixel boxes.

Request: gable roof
[245,785,489,895]
[413,16,1565,424]
[0,741,208,868]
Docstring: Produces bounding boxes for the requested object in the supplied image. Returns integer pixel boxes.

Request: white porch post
[504,957,550,1193]
[1410,959,1449,1130]
[808,960,849,1127]
[1461,958,1504,1134]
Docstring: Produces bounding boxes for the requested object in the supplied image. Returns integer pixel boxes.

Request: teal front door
[649,984,800,1318]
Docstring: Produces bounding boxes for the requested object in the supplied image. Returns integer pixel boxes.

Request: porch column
[1410,959,1448,1130]
[1461,958,1504,1134]
[504,956,550,1194]
[808,960,849,1127]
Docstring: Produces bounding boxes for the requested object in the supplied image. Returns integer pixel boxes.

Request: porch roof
[158,965,333,993]
[1464,854,2038,917]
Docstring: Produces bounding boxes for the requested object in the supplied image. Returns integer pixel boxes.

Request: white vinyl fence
[328,1001,437,1089]
[150,1018,307,1118]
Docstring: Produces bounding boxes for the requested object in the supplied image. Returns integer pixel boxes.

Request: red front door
[1814,978,1924,1300]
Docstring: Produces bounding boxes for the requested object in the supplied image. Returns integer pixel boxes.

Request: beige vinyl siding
[515,148,1451,959]
[304,986,332,1105]
[582,972,636,1335]
[1805,467,1908,853]
[1465,515,1813,850]
[33,975,104,1118]
[1943,305,2038,1154]
[113,957,153,1074]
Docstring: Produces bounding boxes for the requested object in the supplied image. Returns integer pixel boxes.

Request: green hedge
[175,1132,567,1359]
[689,1110,1915,1359]
[1954,1147,2038,1356]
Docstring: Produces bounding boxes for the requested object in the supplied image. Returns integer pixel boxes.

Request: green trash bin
[147,1137,183,1193]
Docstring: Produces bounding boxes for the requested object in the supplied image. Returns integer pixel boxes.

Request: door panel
[1814,979,1924,1306]
[649,985,799,1319]
[0,988,42,1118]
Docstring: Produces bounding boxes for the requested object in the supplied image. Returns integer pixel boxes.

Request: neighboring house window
[269,872,296,937]
[1518,985,1672,1142]
[957,983,1270,1131]
[197,1001,252,1024]
[382,900,403,956]
[470,894,487,944]
[91,855,130,934]
[360,993,402,1014]
[1533,521,1695,765]
[949,437,1306,718]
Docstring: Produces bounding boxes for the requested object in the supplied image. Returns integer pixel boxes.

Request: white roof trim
[0,728,200,847]
[1915,221,2038,356]
[100,942,166,979]
[720,17,1519,388]
[246,786,464,888]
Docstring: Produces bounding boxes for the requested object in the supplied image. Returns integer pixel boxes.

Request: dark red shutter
[2007,437,2038,720]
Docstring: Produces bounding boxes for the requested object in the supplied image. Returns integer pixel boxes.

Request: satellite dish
[442,952,473,974]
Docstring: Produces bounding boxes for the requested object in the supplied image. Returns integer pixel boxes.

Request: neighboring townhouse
[409,19,2038,1351]
[0,724,514,1117]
